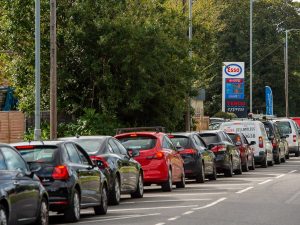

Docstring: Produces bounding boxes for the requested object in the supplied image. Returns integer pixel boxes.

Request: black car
[60,136,143,205]
[169,132,217,183]
[12,141,108,222]
[199,130,242,177]
[263,121,287,164]
[0,143,49,225]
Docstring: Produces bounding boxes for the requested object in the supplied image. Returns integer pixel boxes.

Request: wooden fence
[0,111,25,143]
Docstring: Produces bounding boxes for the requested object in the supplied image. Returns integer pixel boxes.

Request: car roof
[169,132,197,137]
[115,132,165,137]
[11,140,64,147]
[199,130,223,134]
[59,136,111,140]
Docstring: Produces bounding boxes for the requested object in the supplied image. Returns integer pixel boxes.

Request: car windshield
[170,137,189,148]
[276,121,292,134]
[118,136,157,150]
[72,139,105,154]
[16,146,58,163]
[199,133,220,144]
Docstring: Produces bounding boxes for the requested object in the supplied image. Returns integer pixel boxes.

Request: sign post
[222,62,247,118]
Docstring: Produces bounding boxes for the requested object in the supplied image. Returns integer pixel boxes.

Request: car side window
[65,143,82,164]
[193,135,205,147]
[108,139,121,154]
[0,150,7,170]
[163,137,176,150]
[75,145,90,165]
[113,139,128,155]
[1,147,28,172]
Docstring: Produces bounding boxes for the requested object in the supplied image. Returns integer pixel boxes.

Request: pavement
[50,157,300,225]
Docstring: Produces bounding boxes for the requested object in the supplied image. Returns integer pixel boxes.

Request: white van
[274,118,300,157]
[219,120,273,167]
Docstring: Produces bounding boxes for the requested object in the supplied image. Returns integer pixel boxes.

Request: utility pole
[249,0,253,113]
[50,0,57,139]
[34,0,41,141]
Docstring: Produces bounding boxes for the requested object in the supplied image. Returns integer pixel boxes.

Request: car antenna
[76,134,80,138]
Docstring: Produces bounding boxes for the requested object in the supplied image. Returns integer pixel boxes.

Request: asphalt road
[50,157,300,225]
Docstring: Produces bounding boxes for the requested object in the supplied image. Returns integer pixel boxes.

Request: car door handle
[13,181,20,186]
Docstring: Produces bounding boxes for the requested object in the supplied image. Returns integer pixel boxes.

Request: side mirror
[235,141,242,146]
[128,149,140,157]
[249,141,256,146]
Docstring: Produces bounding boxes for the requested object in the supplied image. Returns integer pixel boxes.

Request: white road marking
[121,198,211,204]
[58,213,161,224]
[155,223,165,225]
[258,179,273,185]
[236,187,254,194]
[183,211,194,215]
[285,190,300,204]
[108,204,198,212]
[168,216,180,221]
[288,170,297,174]
[142,192,227,198]
[275,174,285,179]
[193,197,227,210]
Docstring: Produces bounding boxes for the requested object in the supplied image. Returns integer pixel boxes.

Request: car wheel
[0,205,8,225]
[64,189,80,222]
[242,157,249,172]
[275,153,281,164]
[35,198,49,225]
[109,176,121,205]
[224,159,233,177]
[161,169,172,192]
[235,158,243,175]
[281,155,286,163]
[195,161,205,183]
[208,163,217,180]
[176,171,186,188]
[295,150,300,157]
[131,172,144,198]
[249,156,255,170]
[94,184,108,215]
[261,154,268,168]
[286,153,290,159]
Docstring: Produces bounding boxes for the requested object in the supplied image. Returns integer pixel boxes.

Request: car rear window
[199,133,220,144]
[72,139,105,154]
[170,137,189,148]
[263,123,274,137]
[15,146,58,163]
[276,121,292,134]
[118,136,157,150]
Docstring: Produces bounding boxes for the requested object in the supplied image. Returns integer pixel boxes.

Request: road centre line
[183,211,194,215]
[236,187,254,194]
[143,192,227,198]
[121,199,212,204]
[193,197,227,210]
[288,170,297,174]
[285,190,300,204]
[109,205,198,212]
[168,216,180,221]
[258,179,273,185]
[275,174,286,179]
[60,213,161,224]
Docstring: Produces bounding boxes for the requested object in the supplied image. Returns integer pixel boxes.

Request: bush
[213,111,237,120]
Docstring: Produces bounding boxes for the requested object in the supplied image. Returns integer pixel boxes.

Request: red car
[226,132,256,172]
[115,127,185,192]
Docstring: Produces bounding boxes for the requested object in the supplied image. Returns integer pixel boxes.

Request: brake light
[130,134,137,137]
[15,145,34,150]
[52,165,69,180]
[179,149,197,155]
[90,156,109,169]
[293,135,297,142]
[168,135,174,138]
[147,151,164,160]
[272,139,277,148]
[239,146,245,153]
[259,136,263,148]
[211,145,226,153]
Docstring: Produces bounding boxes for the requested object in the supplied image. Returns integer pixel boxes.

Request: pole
[285,30,289,117]
[50,0,57,139]
[34,0,41,141]
[250,0,253,113]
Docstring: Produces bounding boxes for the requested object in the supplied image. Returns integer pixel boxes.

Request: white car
[274,118,300,157]
[219,120,274,167]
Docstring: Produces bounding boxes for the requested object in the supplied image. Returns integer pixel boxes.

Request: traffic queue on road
[0,117,299,225]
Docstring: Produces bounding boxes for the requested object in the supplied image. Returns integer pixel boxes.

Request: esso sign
[224,64,242,76]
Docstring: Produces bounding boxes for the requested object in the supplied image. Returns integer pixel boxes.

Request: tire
[35,198,49,225]
[268,159,274,167]
[64,189,80,222]
[208,163,217,180]
[161,169,172,192]
[275,153,281,164]
[286,153,290,159]
[131,172,144,198]
[295,150,299,157]
[0,204,8,225]
[176,171,186,188]
[281,155,286,163]
[94,184,108,215]
[224,159,233,177]
[195,161,205,183]
[249,156,255,170]
[109,176,121,205]
[261,155,268,168]
[242,157,249,172]
[235,158,243,175]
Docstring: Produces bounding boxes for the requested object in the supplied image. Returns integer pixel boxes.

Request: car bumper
[289,146,299,153]
[181,155,201,178]
[214,153,231,173]
[254,151,267,164]
[142,160,169,184]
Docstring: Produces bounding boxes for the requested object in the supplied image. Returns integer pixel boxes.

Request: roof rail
[116,126,166,134]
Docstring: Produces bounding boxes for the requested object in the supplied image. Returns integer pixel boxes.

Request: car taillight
[180,149,197,155]
[211,145,226,153]
[259,136,263,148]
[90,156,109,169]
[147,151,164,160]
[293,135,297,142]
[52,165,69,180]
[272,139,277,148]
[239,146,245,153]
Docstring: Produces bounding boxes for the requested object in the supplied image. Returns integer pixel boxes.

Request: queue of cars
[0,118,299,225]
